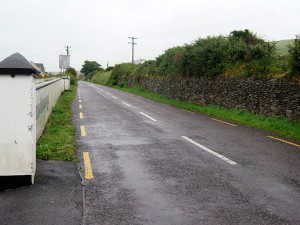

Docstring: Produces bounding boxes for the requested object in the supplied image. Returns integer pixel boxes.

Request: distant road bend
[75,81,300,225]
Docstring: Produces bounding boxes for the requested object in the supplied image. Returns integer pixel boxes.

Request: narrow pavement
[75,81,300,225]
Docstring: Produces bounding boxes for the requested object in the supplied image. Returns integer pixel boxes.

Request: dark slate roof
[0,52,37,75]
[34,63,45,73]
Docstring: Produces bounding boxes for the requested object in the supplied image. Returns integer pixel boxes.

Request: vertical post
[128,37,137,64]
[0,53,37,184]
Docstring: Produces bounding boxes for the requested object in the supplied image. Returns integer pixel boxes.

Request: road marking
[140,112,157,121]
[79,96,81,99]
[122,102,131,107]
[83,152,94,179]
[268,136,300,148]
[79,104,82,109]
[181,136,237,165]
[80,125,86,136]
[211,118,237,127]
[106,92,110,95]
[80,112,84,119]
[112,96,118,99]
[181,109,195,114]
[79,100,82,103]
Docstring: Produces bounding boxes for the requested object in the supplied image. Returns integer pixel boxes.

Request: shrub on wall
[288,35,300,77]
[107,29,298,88]
[109,63,137,86]
[152,29,276,78]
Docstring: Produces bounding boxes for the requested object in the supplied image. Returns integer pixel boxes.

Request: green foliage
[90,30,299,86]
[156,46,187,76]
[65,67,77,76]
[69,74,77,85]
[91,71,112,86]
[65,67,78,85]
[80,60,103,76]
[105,66,115,71]
[85,70,98,81]
[109,63,137,86]
[183,36,229,77]
[143,29,276,78]
[288,35,300,76]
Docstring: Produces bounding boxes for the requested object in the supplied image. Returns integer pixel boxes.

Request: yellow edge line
[80,125,86,136]
[83,152,94,179]
[211,118,237,127]
[268,136,300,148]
[80,112,84,119]
[181,109,195,114]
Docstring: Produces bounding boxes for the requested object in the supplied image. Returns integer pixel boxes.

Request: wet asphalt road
[75,81,300,225]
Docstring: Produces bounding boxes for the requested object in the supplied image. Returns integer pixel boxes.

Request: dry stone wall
[127,76,300,120]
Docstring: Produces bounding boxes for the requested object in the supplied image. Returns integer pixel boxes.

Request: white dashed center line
[122,102,131,107]
[181,136,237,165]
[112,96,118,99]
[139,112,157,122]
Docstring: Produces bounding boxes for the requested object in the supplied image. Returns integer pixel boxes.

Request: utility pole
[128,37,137,64]
[65,46,71,55]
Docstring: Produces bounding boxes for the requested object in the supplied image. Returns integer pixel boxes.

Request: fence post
[0,53,37,184]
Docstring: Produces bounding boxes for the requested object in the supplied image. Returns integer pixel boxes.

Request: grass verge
[36,85,77,161]
[114,85,300,142]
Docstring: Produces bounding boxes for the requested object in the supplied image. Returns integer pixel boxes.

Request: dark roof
[34,63,45,73]
[0,52,37,75]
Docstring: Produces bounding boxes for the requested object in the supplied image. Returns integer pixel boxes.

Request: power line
[128,37,137,63]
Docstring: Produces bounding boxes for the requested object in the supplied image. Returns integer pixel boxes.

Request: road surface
[74,81,300,225]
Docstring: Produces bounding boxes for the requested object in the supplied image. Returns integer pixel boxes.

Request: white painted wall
[0,76,70,183]
[0,75,36,181]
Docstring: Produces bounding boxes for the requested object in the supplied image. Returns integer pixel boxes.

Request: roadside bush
[152,30,276,78]
[109,63,137,86]
[69,74,77,85]
[97,29,297,87]
[288,35,300,77]
[156,46,186,76]
[66,67,77,77]
[183,36,229,77]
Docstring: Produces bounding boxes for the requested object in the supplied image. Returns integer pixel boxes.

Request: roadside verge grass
[114,85,300,142]
[36,85,77,161]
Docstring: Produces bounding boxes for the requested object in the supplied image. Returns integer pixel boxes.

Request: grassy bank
[91,71,112,86]
[36,85,77,161]
[114,85,300,142]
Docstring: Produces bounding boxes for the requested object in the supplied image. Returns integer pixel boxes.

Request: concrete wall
[36,77,70,140]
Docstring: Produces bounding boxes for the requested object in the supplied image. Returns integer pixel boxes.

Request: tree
[65,67,78,85]
[80,60,103,75]
[66,67,77,76]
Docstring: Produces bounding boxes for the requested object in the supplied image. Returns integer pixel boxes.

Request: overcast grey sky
[1,0,299,72]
